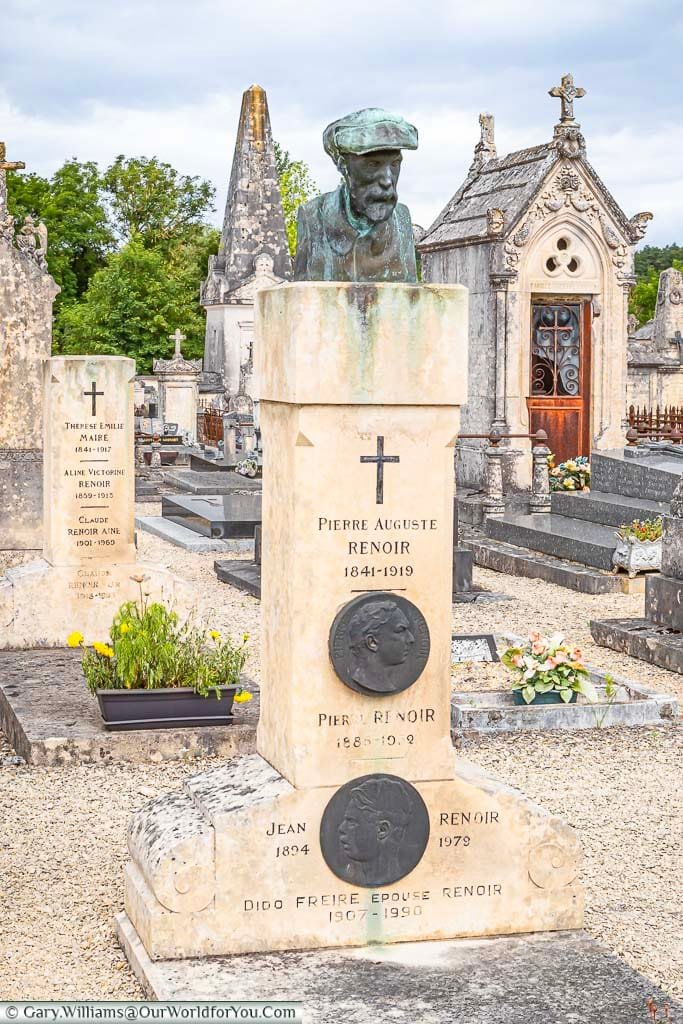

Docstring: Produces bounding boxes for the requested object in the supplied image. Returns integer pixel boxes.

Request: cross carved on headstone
[169,328,186,358]
[360,435,400,505]
[548,74,586,124]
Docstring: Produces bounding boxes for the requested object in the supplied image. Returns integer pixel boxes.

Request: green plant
[501,631,598,705]
[68,577,251,701]
[592,673,618,728]
[547,454,590,492]
[617,517,663,542]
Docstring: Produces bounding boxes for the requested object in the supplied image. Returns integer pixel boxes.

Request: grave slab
[136,516,254,554]
[591,617,683,675]
[116,916,680,1024]
[214,558,261,597]
[0,648,258,765]
[162,493,261,539]
[162,468,262,495]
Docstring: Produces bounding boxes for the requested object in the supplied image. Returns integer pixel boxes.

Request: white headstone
[0,355,198,648]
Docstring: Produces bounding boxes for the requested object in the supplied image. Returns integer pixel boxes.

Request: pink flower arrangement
[501,631,597,705]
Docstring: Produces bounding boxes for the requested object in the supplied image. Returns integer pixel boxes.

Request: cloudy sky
[1,0,681,245]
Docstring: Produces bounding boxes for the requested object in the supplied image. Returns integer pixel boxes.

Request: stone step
[591,449,683,501]
[550,489,669,527]
[485,513,618,570]
[465,537,625,594]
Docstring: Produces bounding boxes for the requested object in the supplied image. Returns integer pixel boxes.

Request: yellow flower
[233,690,253,704]
[209,630,221,641]
[93,641,114,659]
[119,623,132,635]
[67,631,84,648]
[242,633,249,642]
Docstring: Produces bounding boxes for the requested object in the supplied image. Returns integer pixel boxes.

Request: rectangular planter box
[96,685,237,731]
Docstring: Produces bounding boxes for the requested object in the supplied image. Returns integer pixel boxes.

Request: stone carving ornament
[319,773,430,887]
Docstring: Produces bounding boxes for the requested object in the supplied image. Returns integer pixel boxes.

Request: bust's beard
[361,198,397,224]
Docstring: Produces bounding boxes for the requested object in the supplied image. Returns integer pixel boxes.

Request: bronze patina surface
[294,107,418,283]
[328,592,430,696]
[319,773,430,887]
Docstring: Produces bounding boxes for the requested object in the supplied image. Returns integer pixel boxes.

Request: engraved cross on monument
[360,435,400,504]
[549,73,586,124]
[83,380,104,417]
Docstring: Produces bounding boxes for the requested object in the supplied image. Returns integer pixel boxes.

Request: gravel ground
[0,510,680,1001]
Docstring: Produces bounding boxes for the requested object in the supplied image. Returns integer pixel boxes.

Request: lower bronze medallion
[319,773,430,888]
[328,592,430,696]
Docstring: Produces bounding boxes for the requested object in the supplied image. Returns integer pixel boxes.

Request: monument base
[116,914,680,1023]
[124,752,583,961]
[0,559,200,649]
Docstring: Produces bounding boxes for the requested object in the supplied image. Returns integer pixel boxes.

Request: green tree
[274,142,319,257]
[630,257,683,327]
[102,155,215,250]
[7,160,113,338]
[634,244,683,279]
[60,235,207,373]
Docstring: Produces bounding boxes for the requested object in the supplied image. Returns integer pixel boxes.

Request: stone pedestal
[0,356,198,648]
[122,283,583,961]
[154,345,200,440]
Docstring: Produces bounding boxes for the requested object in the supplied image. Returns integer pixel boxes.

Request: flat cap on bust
[323,108,418,167]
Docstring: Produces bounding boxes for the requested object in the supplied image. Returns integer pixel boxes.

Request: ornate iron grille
[531,303,581,397]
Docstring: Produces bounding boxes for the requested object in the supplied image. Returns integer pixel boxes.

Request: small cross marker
[360,435,400,505]
[169,328,186,358]
[84,380,104,417]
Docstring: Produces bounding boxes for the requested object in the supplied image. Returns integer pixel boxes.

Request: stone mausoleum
[419,75,653,489]
[201,84,291,422]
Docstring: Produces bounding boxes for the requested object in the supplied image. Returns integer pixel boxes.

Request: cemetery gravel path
[0,516,680,1001]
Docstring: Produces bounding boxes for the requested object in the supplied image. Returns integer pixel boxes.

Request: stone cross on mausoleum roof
[548,73,586,125]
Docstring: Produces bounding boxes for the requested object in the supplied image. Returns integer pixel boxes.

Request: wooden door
[526,299,591,463]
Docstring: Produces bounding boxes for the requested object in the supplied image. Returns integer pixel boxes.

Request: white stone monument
[0,356,197,648]
[153,330,200,439]
[119,283,582,962]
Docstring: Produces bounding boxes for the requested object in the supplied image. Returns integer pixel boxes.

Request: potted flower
[547,454,590,492]
[612,517,662,578]
[67,577,252,730]
[501,631,598,706]
[236,457,259,478]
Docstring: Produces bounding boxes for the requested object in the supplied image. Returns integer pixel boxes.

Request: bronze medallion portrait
[329,593,430,696]
[320,773,430,888]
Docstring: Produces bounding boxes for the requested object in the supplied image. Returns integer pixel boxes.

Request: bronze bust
[293,107,418,284]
